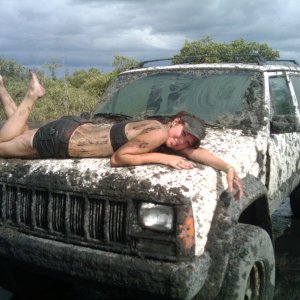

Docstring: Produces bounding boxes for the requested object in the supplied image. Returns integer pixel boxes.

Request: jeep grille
[0,183,127,250]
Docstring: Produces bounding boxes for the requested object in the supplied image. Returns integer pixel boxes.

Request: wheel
[0,260,70,300]
[290,186,300,218]
[218,224,275,300]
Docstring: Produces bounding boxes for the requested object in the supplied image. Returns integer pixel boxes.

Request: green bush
[0,59,117,121]
[67,68,115,98]
[0,75,102,121]
[29,78,100,121]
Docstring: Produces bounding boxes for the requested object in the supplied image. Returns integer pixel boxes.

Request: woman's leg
[0,75,18,118]
[0,71,45,142]
[0,129,38,158]
[0,74,29,132]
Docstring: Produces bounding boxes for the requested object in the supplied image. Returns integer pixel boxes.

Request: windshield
[94,69,264,130]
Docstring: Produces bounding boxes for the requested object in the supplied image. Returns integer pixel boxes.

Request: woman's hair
[145,111,206,148]
[172,111,206,148]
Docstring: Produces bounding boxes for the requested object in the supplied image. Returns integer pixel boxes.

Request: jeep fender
[195,174,269,299]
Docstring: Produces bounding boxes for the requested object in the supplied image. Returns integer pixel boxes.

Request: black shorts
[110,121,129,151]
[32,116,91,158]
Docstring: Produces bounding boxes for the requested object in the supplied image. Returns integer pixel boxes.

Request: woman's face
[165,120,198,151]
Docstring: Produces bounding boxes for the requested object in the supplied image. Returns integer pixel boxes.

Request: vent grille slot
[70,195,85,237]
[35,190,49,230]
[6,185,17,222]
[19,188,32,225]
[52,193,66,233]
[89,198,105,240]
[109,201,127,243]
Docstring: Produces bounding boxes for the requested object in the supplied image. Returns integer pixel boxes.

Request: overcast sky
[1,0,300,74]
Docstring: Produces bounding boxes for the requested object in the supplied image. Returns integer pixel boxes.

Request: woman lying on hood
[0,71,243,200]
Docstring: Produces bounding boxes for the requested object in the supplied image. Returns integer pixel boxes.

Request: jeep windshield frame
[93,68,265,132]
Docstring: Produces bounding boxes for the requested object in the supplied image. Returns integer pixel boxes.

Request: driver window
[269,76,297,133]
[269,76,293,115]
[289,75,300,107]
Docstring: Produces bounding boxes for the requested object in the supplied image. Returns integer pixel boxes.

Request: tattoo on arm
[141,126,161,134]
[132,124,147,130]
[139,142,149,148]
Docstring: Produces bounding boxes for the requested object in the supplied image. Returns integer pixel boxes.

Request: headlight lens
[139,203,174,232]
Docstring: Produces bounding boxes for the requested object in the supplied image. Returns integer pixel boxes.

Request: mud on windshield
[94,69,266,133]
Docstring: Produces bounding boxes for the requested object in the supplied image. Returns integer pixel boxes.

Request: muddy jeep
[1,57,300,299]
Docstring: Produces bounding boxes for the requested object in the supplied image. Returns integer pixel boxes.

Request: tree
[0,58,27,78]
[172,37,280,64]
[112,55,140,73]
[67,68,114,98]
[43,58,62,80]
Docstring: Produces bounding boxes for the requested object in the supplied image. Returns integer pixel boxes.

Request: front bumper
[0,227,210,300]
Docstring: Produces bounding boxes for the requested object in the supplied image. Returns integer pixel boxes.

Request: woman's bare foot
[27,70,45,99]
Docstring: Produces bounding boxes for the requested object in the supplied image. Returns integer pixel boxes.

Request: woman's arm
[180,147,229,170]
[180,147,243,200]
[110,128,194,169]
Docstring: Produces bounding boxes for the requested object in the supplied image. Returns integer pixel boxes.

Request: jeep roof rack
[264,59,299,66]
[137,55,299,68]
[138,54,266,68]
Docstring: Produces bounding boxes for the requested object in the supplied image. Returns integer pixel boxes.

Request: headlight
[138,203,174,232]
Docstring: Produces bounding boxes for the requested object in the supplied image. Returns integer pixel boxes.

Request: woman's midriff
[68,123,113,157]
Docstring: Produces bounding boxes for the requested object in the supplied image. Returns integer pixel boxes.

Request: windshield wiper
[143,113,223,128]
[93,112,133,121]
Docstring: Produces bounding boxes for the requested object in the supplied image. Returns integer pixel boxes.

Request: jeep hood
[0,127,265,255]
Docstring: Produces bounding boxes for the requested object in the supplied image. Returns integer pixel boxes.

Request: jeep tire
[218,224,275,300]
[290,185,300,218]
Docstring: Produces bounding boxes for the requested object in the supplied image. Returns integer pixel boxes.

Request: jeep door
[266,71,300,213]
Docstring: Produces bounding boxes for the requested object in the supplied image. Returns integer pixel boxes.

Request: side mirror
[80,112,91,120]
[270,115,300,133]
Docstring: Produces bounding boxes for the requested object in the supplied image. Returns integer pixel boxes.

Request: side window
[269,76,297,133]
[269,76,293,115]
[289,75,300,107]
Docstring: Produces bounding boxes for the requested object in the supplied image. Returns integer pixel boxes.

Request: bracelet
[223,165,235,173]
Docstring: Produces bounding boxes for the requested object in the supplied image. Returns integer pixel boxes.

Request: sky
[1,0,300,75]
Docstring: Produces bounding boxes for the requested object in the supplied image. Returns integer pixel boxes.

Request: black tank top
[110,121,130,151]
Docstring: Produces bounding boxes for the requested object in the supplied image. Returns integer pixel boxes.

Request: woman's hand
[180,148,244,201]
[167,156,194,170]
[226,168,243,201]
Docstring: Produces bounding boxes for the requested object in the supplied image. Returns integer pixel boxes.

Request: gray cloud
[1,0,300,73]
